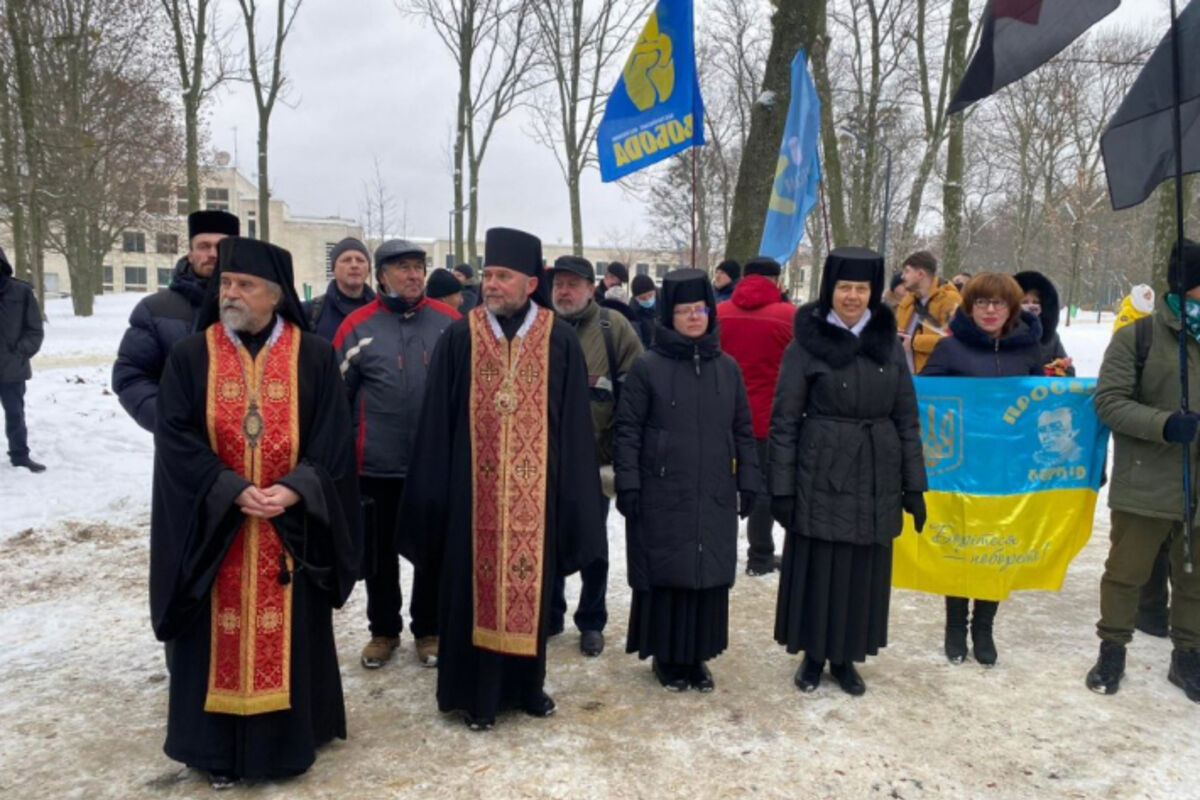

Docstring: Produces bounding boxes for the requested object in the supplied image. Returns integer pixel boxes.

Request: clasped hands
[236,483,300,519]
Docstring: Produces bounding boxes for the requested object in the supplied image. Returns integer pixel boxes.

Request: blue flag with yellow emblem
[892,377,1110,601]
[758,49,821,263]
[597,0,704,182]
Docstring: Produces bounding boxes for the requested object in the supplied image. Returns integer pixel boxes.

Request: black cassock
[399,307,604,722]
[149,326,359,779]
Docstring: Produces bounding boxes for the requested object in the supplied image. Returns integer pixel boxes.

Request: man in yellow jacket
[893,250,961,373]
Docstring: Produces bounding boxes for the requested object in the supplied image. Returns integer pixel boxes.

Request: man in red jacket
[716,257,795,575]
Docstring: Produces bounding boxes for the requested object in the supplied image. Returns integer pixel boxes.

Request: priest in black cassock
[149,237,359,788]
[399,227,604,731]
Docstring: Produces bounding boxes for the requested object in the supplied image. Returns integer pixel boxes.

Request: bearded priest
[148,236,359,789]
[399,227,604,731]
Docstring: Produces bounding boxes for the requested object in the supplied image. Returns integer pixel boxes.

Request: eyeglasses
[673,305,711,318]
[973,298,1008,310]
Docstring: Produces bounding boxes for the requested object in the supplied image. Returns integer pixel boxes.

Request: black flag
[949,0,1120,114]
[1101,0,1200,210]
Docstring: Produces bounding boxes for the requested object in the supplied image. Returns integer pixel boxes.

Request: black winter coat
[613,324,761,591]
[920,309,1044,378]
[0,254,43,383]
[769,303,927,546]
[1013,270,1073,375]
[112,257,207,432]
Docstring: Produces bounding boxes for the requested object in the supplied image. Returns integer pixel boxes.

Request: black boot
[944,597,969,664]
[652,657,689,692]
[11,455,45,473]
[1085,641,1126,695]
[971,600,999,666]
[1168,648,1200,703]
[688,661,715,692]
[829,661,866,696]
[794,656,823,693]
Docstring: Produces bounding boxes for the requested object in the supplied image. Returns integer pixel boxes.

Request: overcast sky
[204,0,1170,248]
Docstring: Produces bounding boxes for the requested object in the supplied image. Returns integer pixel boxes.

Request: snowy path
[1,295,1195,799]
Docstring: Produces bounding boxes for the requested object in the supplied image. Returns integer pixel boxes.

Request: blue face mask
[637,296,656,310]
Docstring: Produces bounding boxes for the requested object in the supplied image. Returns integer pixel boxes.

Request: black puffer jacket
[613,324,761,591]
[0,248,44,382]
[920,308,1044,377]
[112,257,207,432]
[1014,270,1073,374]
[769,303,927,546]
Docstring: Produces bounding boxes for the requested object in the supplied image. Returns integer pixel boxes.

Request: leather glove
[738,491,757,520]
[770,496,795,528]
[903,491,927,533]
[1163,411,1200,444]
[616,490,641,520]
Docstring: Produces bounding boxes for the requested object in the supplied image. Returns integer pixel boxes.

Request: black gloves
[903,491,927,533]
[1163,411,1200,444]
[616,490,641,520]
[738,491,757,520]
[770,496,795,528]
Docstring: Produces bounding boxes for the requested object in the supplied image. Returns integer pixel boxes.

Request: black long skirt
[626,586,730,665]
[773,532,892,664]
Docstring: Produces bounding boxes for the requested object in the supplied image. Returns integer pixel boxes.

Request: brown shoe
[416,635,439,667]
[361,635,400,669]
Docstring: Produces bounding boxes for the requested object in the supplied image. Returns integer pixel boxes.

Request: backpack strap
[599,307,620,407]
[307,296,326,332]
[1133,315,1153,402]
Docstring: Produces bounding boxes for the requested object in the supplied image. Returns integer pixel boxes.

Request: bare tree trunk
[809,0,847,247]
[256,124,270,241]
[0,54,28,285]
[940,0,970,274]
[725,0,816,263]
[1152,177,1195,292]
[6,0,44,307]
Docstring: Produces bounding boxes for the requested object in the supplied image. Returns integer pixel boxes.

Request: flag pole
[691,145,700,267]
[1168,0,1194,572]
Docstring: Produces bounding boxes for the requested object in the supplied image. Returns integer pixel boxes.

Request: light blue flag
[758,49,821,263]
[597,0,704,182]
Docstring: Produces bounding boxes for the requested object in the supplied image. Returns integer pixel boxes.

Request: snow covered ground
[1,294,1196,799]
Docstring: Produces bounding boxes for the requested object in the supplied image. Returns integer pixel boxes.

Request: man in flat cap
[400,227,604,730]
[114,209,240,432]
[149,237,359,788]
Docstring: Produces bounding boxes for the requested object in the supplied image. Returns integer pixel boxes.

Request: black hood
[817,247,885,315]
[947,307,1043,350]
[1013,270,1061,344]
[196,237,309,332]
[0,246,12,278]
[793,301,899,367]
[659,268,717,334]
[168,256,209,307]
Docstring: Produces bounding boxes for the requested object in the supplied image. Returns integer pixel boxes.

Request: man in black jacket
[112,210,239,431]
[0,246,45,472]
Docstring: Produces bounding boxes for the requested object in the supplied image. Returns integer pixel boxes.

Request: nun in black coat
[768,248,928,696]
[612,269,761,692]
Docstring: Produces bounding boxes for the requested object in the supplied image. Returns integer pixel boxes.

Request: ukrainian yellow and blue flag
[892,377,1110,601]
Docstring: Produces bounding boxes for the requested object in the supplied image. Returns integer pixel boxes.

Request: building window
[176,186,188,215]
[636,263,651,276]
[44,273,60,294]
[122,231,146,253]
[124,266,148,290]
[325,242,337,280]
[156,233,178,254]
[205,187,230,211]
[102,266,114,291]
[248,219,257,239]
[156,268,173,287]
[146,185,170,215]
[798,268,805,284]
[595,261,607,276]
[654,263,669,277]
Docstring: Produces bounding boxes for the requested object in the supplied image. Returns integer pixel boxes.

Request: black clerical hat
[817,247,885,314]
[187,210,240,240]
[484,228,542,277]
[660,268,717,332]
[195,237,308,331]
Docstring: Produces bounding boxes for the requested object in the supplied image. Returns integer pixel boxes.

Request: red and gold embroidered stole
[203,321,300,715]
[468,305,552,656]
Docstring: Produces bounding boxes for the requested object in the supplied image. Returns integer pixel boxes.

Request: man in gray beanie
[302,237,376,340]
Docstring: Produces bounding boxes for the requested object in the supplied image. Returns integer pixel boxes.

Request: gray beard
[220,305,270,333]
